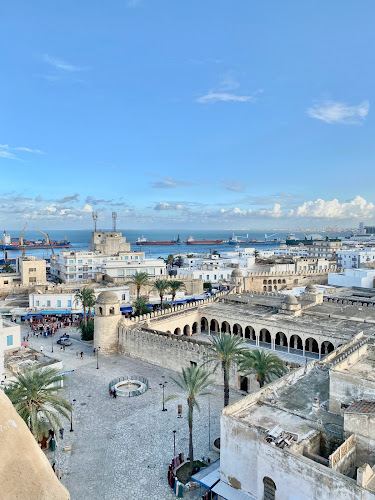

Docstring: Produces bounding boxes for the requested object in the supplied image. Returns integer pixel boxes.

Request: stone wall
[118,325,239,388]
[244,269,335,292]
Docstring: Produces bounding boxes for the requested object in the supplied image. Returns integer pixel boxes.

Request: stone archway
[174,327,181,335]
[192,322,198,334]
[320,340,334,357]
[275,332,288,352]
[305,337,319,358]
[221,321,231,334]
[201,317,208,332]
[259,328,271,349]
[244,326,256,345]
[289,334,303,354]
[183,325,191,336]
[210,319,219,333]
[233,323,242,336]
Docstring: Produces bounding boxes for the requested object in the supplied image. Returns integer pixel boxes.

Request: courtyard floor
[23,325,243,500]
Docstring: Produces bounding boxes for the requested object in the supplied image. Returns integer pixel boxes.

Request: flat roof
[345,400,375,415]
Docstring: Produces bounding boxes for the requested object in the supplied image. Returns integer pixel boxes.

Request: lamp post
[95,346,101,369]
[70,399,76,432]
[159,377,167,411]
[51,332,54,353]
[173,430,176,458]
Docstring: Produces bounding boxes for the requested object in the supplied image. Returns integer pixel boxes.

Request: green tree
[239,349,286,388]
[175,256,183,268]
[133,297,150,316]
[152,278,170,310]
[75,288,96,328]
[2,262,15,273]
[168,280,186,308]
[6,366,71,441]
[253,250,260,258]
[204,332,246,407]
[168,366,212,475]
[125,271,151,299]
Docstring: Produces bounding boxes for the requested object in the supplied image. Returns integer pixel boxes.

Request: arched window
[263,477,276,500]
[99,307,103,315]
[109,307,115,315]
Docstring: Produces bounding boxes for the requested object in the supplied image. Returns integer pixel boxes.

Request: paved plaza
[23,326,244,500]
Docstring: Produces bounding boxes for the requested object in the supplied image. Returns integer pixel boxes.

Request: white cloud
[293,196,375,219]
[221,179,245,193]
[150,175,194,189]
[82,204,93,213]
[219,73,240,91]
[0,144,44,159]
[154,202,185,211]
[307,100,370,124]
[196,92,254,104]
[43,54,86,72]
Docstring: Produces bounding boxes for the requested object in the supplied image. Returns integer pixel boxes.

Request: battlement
[246,268,339,277]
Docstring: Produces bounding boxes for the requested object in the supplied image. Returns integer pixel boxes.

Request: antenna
[92,211,98,231]
[112,212,117,232]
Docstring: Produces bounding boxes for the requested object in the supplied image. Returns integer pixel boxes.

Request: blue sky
[1,0,375,229]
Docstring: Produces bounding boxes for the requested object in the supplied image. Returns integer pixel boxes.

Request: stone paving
[22,325,244,500]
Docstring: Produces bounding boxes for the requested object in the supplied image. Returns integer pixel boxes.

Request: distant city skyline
[1,1,375,229]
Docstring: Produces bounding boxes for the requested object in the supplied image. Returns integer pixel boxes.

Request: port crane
[34,228,50,244]
[20,222,28,256]
[325,227,337,240]
[297,227,309,240]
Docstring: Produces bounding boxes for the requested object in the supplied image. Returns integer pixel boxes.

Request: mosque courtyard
[23,326,242,500]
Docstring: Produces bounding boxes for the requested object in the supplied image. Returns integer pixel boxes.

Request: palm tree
[204,332,246,407]
[239,349,286,388]
[125,271,151,299]
[153,278,170,310]
[168,366,212,475]
[133,297,150,316]
[2,262,15,273]
[75,288,96,327]
[164,254,174,267]
[6,366,72,441]
[175,256,183,268]
[253,250,260,258]
[168,280,186,308]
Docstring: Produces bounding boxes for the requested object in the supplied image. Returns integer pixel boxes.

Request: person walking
[113,389,117,399]
[80,351,83,359]
[59,428,64,440]
[40,346,43,354]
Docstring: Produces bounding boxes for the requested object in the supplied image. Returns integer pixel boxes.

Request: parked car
[57,338,72,346]
[59,334,70,340]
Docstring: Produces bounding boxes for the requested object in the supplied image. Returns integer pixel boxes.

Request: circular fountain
[108,376,149,397]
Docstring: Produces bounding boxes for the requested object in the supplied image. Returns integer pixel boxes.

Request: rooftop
[345,400,375,414]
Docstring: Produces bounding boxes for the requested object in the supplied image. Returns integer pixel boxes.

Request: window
[29,277,37,283]
[78,275,83,279]
[67,300,72,307]
[263,477,276,500]
[125,256,129,260]
[4,280,8,285]
[69,275,74,279]
[36,300,40,306]
[69,260,74,264]
[122,294,126,300]
[29,268,36,272]
[57,300,61,307]
[47,300,51,306]
[109,307,115,315]
[190,361,197,367]
[78,260,83,264]
[118,270,125,277]
[7,335,13,346]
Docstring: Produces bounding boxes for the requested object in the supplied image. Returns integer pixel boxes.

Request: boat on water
[228,234,248,245]
[286,233,341,246]
[135,236,175,246]
[248,239,280,245]
[0,231,71,250]
[185,236,223,245]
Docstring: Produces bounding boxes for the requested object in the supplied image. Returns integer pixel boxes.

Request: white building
[337,247,375,269]
[328,268,375,289]
[0,318,21,379]
[101,257,166,279]
[50,249,147,283]
[28,286,131,312]
[176,249,255,283]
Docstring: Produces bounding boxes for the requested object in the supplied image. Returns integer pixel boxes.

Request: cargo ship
[228,234,248,245]
[0,230,71,250]
[185,236,223,245]
[135,236,175,246]
[286,233,341,246]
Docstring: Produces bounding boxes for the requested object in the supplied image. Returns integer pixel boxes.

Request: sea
[0,228,352,261]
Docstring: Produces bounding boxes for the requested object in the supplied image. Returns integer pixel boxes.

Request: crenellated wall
[244,269,337,292]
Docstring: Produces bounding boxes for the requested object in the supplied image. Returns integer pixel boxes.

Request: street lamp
[173,430,176,458]
[51,332,54,353]
[95,346,101,369]
[159,377,168,412]
[70,399,76,432]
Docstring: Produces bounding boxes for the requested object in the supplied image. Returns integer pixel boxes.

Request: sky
[1,0,375,230]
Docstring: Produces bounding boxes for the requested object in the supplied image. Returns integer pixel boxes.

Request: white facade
[28,286,131,311]
[50,249,146,283]
[101,257,166,279]
[0,318,21,379]
[304,241,342,259]
[337,247,375,269]
[177,268,234,283]
[272,245,308,257]
[328,268,375,289]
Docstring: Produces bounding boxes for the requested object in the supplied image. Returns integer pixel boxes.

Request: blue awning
[41,310,71,315]
[174,300,187,305]
[22,313,44,320]
[121,306,133,312]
